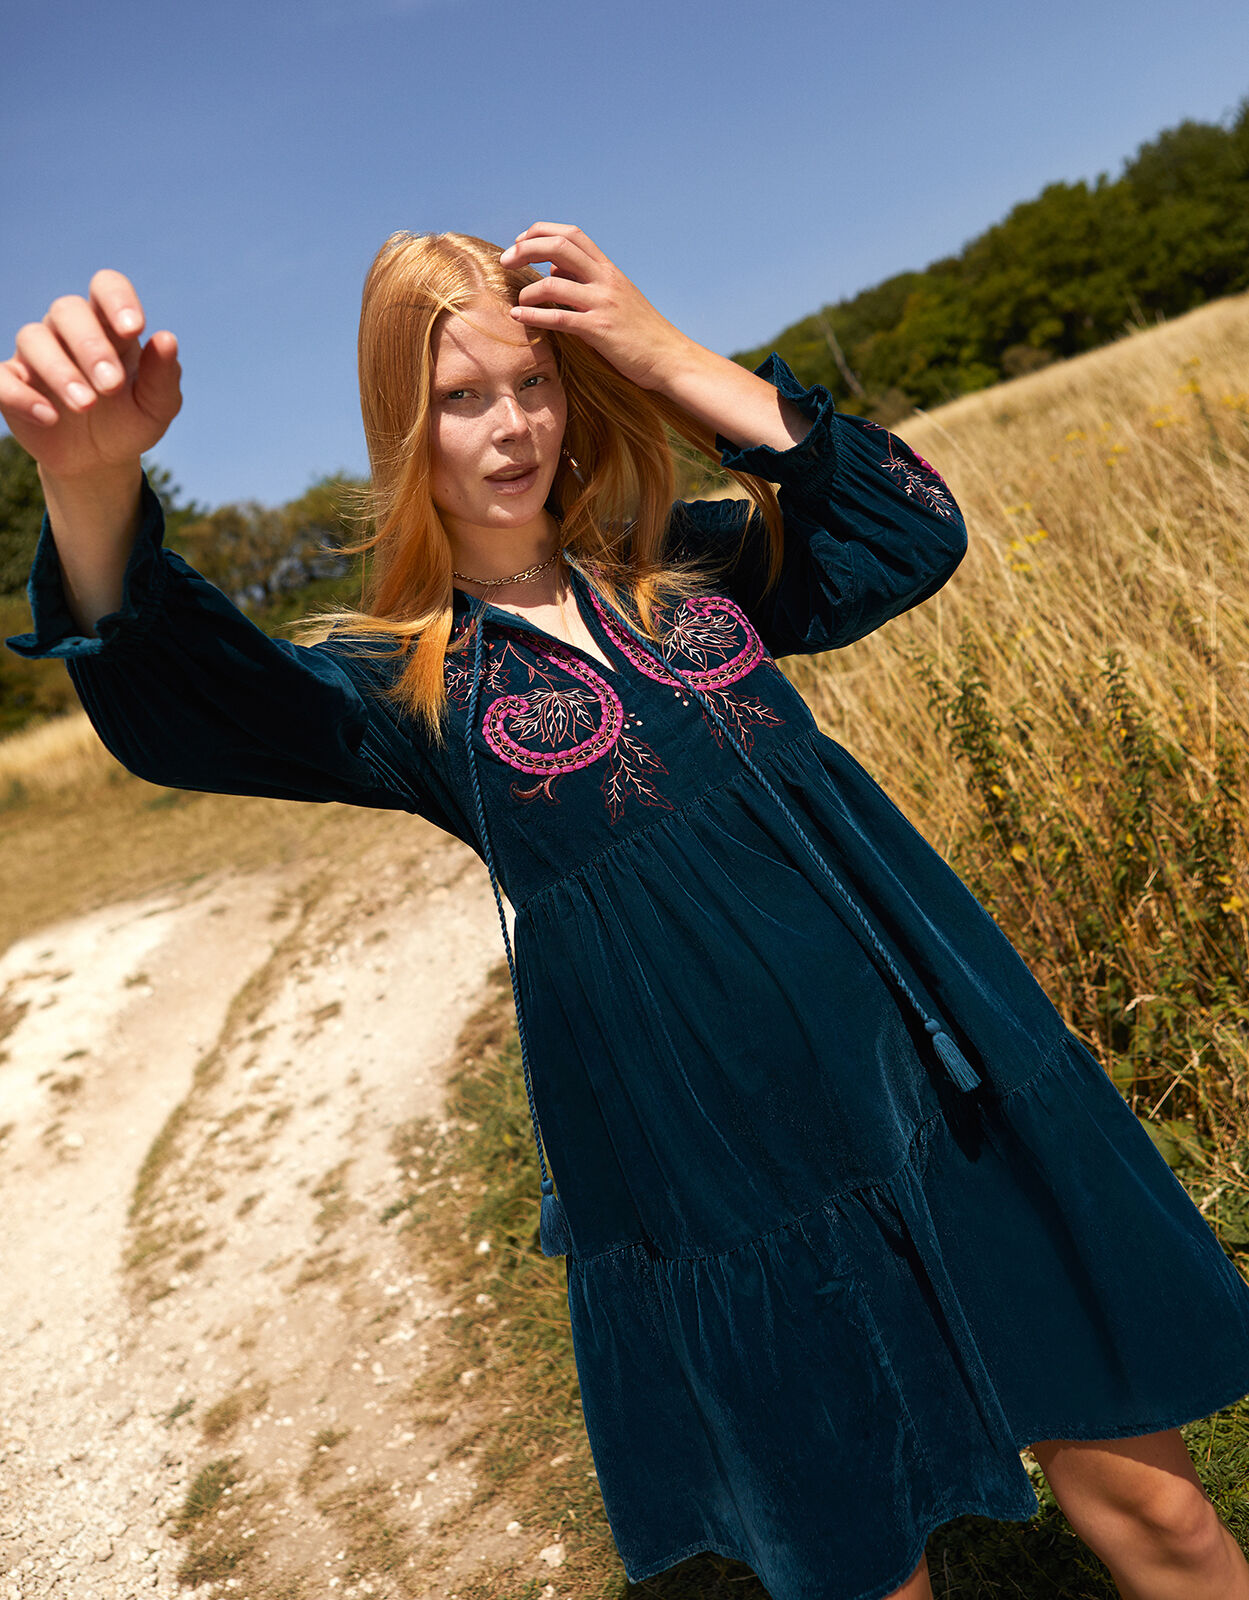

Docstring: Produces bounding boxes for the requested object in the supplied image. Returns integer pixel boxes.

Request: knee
[1032,1433,1228,1569]
[1120,1479,1226,1566]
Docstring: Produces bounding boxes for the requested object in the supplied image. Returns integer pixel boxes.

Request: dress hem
[1010,1362,1249,1450]
[620,1486,1042,1598]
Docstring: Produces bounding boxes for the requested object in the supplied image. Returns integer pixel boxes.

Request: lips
[486,462,541,496]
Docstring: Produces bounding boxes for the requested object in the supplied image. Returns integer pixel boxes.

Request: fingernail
[32,401,57,424]
[116,308,140,332]
[94,360,122,387]
[67,381,93,407]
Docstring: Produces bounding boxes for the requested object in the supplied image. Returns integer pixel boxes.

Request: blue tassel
[539,1184,571,1257]
[929,1025,981,1091]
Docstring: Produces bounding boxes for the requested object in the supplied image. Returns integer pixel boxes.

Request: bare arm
[0,270,182,637]
[38,461,145,634]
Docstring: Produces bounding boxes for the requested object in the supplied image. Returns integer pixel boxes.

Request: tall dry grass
[0,708,118,798]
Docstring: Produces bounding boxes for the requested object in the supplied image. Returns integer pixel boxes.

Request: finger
[501,233,599,280]
[509,304,579,332]
[88,269,145,340]
[44,295,128,394]
[512,222,608,264]
[132,331,182,424]
[517,277,595,312]
[14,320,98,412]
[0,359,60,426]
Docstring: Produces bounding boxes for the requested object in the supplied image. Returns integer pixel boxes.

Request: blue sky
[4,0,1248,509]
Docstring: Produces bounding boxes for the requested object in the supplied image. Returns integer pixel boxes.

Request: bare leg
[1030,1429,1249,1600]
[881,1552,933,1599]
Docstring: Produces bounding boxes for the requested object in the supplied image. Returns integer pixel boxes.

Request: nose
[493,392,529,441]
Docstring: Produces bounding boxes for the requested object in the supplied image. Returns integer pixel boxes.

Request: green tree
[730,97,1249,421]
[282,471,368,543]
[143,460,206,548]
[0,435,45,596]
[177,501,294,604]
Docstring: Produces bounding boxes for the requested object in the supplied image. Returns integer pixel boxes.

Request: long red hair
[291,231,783,745]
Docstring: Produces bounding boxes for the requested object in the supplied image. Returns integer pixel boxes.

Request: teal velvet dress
[9,357,1249,1600]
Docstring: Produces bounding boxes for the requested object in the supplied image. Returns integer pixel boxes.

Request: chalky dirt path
[0,821,559,1600]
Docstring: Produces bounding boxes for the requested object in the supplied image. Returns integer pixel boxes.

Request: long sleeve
[667,354,968,658]
[4,472,451,825]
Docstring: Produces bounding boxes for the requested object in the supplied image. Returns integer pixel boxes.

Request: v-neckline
[454,567,623,680]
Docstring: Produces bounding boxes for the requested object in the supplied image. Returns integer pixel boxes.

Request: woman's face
[428,294,568,550]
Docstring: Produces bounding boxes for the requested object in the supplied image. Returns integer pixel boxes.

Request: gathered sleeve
[4,472,455,827]
[667,354,968,658]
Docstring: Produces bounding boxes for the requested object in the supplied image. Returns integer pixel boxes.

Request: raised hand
[500,223,696,392]
[0,270,182,481]
[501,222,811,455]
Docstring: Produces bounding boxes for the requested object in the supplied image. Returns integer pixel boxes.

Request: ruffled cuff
[4,471,171,661]
[714,353,841,502]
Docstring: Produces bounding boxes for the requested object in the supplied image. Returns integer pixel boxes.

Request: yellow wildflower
[990,784,1005,799]
[1221,895,1244,915]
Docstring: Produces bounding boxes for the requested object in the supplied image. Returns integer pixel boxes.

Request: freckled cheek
[538,399,568,457]
[430,420,488,508]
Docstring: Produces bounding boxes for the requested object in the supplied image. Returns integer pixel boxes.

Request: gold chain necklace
[451,546,564,595]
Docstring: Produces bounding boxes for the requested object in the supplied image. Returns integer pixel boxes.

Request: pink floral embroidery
[589,590,785,756]
[481,643,624,776]
[859,420,957,520]
[444,631,673,820]
[590,589,764,687]
[448,593,785,822]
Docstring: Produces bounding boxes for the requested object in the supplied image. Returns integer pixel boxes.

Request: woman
[4,224,1249,1600]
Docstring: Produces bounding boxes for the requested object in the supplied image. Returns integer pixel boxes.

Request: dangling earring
[561,447,584,484]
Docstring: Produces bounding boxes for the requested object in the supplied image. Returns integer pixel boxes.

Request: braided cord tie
[463,597,571,1258]
[565,557,982,1096]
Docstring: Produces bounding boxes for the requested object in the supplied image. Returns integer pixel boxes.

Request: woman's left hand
[500,223,693,392]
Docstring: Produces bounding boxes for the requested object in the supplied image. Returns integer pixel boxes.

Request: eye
[442,388,471,402]
[520,374,547,390]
